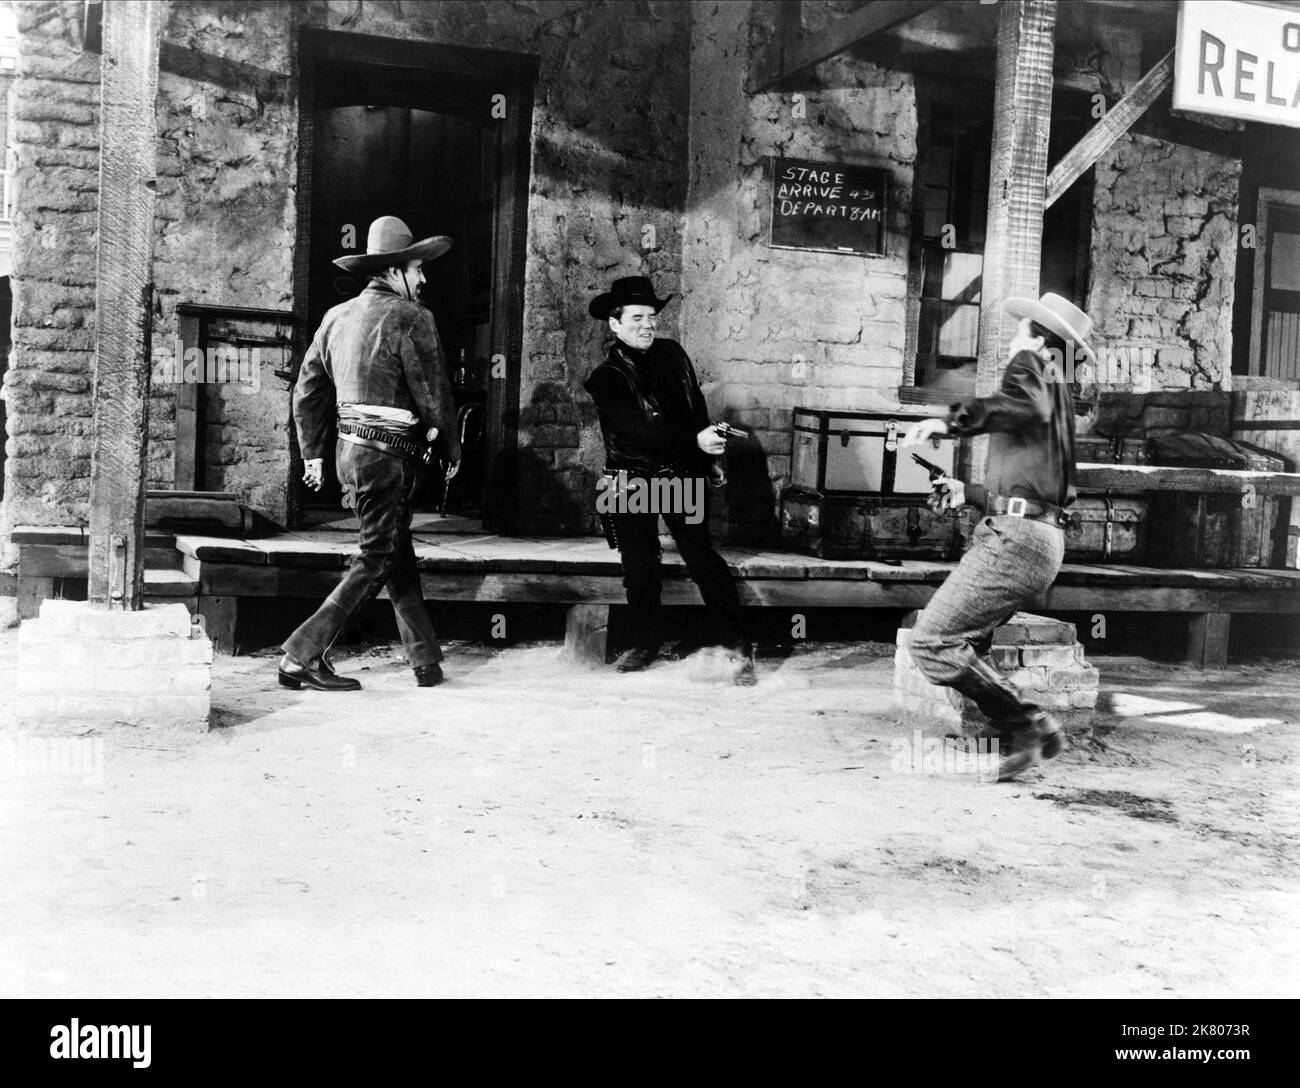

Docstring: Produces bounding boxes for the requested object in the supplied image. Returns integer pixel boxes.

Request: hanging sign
[1173,0,1300,129]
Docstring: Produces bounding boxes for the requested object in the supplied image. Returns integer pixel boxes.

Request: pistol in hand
[911,452,947,482]
[713,421,749,441]
[912,453,964,514]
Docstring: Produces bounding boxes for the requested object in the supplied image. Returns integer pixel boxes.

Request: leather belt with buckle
[987,494,1070,528]
[337,420,425,463]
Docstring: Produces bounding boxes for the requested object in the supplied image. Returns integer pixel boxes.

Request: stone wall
[4,0,100,538]
[1087,132,1241,392]
[3,0,691,535]
[683,0,915,544]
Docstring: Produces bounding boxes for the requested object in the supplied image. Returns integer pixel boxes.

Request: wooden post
[969,0,1057,480]
[87,0,164,609]
[1187,613,1230,669]
[563,604,609,666]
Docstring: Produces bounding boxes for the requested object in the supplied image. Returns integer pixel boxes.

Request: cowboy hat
[589,275,673,320]
[333,215,452,272]
[1004,292,1095,362]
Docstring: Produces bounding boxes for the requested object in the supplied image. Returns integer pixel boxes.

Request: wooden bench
[12,525,1300,667]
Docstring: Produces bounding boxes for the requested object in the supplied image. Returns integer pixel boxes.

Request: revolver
[713,421,749,441]
[911,452,948,482]
[912,452,961,516]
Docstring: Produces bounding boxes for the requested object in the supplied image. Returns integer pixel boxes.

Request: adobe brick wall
[3,0,100,546]
[1087,132,1241,393]
[683,0,915,545]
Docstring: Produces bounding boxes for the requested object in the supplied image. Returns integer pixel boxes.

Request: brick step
[894,614,1099,731]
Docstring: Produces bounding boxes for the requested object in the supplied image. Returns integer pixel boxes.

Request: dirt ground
[1,627,1297,999]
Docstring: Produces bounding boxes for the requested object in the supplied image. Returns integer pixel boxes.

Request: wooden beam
[755,0,938,90]
[173,307,200,490]
[1044,50,1174,210]
[968,1,1057,483]
[87,0,164,608]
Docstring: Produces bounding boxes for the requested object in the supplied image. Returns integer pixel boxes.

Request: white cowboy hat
[1004,292,1095,362]
[333,216,452,272]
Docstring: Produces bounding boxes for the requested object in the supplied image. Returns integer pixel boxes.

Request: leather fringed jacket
[584,338,711,478]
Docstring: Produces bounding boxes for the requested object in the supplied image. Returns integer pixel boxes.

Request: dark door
[291,30,536,530]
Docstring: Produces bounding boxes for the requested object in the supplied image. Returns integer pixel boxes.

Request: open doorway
[291,29,536,532]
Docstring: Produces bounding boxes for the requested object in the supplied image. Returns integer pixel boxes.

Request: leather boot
[617,645,660,673]
[726,643,757,687]
[278,653,362,692]
[414,664,444,687]
[995,710,1064,781]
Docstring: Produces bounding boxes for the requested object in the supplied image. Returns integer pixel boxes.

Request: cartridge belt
[337,421,424,464]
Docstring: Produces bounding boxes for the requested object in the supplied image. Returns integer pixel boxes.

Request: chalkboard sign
[768,157,888,256]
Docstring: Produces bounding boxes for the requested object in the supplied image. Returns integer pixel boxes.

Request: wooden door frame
[290,27,537,530]
[1249,186,1300,380]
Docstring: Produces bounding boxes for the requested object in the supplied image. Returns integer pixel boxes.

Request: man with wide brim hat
[899,292,1091,781]
[334,215,452,273]
[280,216,459,693]
[587,275,673,321]
[583,274,754,685]
[1004,291,1095,366]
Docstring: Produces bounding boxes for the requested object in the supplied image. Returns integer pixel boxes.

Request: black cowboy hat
[588,275,673,320]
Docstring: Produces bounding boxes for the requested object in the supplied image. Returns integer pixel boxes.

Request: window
[912,105,991,396]
[906,94,1092,400]
[1252,192,1300,380]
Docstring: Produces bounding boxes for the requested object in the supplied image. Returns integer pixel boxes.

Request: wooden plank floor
[168,530,1300,592]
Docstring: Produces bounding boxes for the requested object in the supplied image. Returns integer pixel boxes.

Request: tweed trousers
[908,515,1065,725]
[283,439,442,669]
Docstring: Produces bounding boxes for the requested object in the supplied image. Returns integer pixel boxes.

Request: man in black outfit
[584,276,754,684]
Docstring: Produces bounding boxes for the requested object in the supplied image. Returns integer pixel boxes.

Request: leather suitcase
[1063,493,1148,562]
[1147,491,1284,568]
[791,408,956,495]
[1148,432,1290,472]
[1075,435,1152,465]
[781,487,972,560]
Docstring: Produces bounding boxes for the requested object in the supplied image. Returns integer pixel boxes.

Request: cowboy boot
[414,663,444,687]
[617,644,660,673]
[995,710,1064,781]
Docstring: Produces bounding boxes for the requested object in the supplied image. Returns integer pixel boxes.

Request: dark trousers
[283,439,442,669]
[609,508,748,654]
[908,515,1064,726]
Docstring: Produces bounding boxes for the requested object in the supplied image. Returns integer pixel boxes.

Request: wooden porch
[11,523,1300,670]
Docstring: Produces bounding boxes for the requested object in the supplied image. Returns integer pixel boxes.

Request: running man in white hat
[900,292,1091,780]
